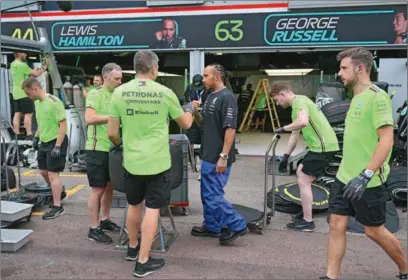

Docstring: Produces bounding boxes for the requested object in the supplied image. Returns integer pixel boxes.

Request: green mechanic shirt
[255,93,267,111]
[291,95,339,153]
[85,86,113,152]
[10,60,32,100]
[110,78,184,175]
[337,84,393,188]
[35,94,66,143]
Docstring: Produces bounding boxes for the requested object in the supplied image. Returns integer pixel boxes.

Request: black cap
[192,74,204,91]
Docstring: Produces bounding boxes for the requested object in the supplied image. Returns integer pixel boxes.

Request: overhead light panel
[263,69,315,76]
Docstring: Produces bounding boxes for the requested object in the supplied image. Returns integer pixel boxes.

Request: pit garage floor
[2,155,407,279]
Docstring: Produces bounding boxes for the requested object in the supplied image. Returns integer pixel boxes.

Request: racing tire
[386,166,407,205]
[321,101,351,125]
[1,166,17,191]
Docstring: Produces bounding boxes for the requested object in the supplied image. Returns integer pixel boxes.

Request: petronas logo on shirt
[138,81,146,86]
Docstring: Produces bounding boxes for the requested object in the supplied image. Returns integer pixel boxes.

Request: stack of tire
[320,100,351,177]
[386,166,407,206]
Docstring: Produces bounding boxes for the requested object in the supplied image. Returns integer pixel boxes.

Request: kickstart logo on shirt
[126,109,159,116]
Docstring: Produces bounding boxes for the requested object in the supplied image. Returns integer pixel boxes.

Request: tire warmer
[200,160,247,233]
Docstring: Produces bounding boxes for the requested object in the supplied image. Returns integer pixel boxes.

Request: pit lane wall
[1,1,406,53]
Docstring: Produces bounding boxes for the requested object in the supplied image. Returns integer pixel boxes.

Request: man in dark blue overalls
[191,64,248,246]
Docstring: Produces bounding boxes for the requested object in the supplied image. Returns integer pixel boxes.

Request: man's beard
[344,78,357,90]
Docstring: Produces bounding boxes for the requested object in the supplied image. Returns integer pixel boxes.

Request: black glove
[50,146,61,158]
[183,103,195,114]
[342,171,371,201]
[275,127,286,134]
[32,137,39,151]
[279,153,290,173]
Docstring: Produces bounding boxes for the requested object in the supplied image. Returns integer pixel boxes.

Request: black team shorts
[300,151,337,177]
[85,150,110,188]
[13,97,34,114]
[123,168,172,209]
[37,136,68,173]
[329,178,390,226]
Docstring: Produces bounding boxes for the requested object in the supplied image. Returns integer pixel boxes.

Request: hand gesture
[154,31,163,41]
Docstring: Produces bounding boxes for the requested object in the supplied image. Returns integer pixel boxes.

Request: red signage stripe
[1,2,288,18]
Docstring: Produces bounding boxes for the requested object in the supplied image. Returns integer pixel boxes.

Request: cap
[192,74,204,91]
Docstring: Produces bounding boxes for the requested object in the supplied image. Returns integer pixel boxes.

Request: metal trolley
[263,134,281,228]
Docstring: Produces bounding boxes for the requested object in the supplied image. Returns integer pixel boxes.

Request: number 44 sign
[214,20,244,42]
[12,28,34,41]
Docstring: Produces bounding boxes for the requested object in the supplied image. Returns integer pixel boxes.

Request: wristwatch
[220,153,228,160]
[363,169,374,179]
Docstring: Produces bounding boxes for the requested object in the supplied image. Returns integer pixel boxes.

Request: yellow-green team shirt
[291,95,339,153]
[337,85,393,188]
[35,94,66,143]
[110,78,184,175]
[255,93,266,110]
[85,87,113,152]
[10,60,32,100]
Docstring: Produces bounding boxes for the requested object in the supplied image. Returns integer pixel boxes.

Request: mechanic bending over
[321,47,407,280]
[108,50,194,278]
[85,63,123,244]
[10,52,49,139]
[23,77,67,220]
[191,63,249,245]
[271,82,339,232]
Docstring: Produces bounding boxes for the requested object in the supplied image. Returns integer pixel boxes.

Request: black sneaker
[100,219,121,233]
[127,239,141,261]
[133,257,166,278]
[292,211,303,221]
[191,226,221,238]
[287,219,315,232]
[42,205,64,220]
[398,273,408,279]
[219,227,249,245]
[88,227,112,244]
[319,276,333,279]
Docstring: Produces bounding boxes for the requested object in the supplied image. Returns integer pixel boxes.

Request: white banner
[378,58,407,121]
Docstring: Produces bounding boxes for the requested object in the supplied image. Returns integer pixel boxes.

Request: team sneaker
[87,227,112,244]
[42,205,64,220]
[100,219,121,233]
[287,219,315,232]
[397,273,408,279]
[133,257,166,278]
[126,238,141,261]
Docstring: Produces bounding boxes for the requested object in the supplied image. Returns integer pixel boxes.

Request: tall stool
[109,147,179,252]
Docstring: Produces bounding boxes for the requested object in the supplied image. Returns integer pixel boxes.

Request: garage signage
[1,5,405,52]
[51,19,170,50]
[264,10,400,46]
